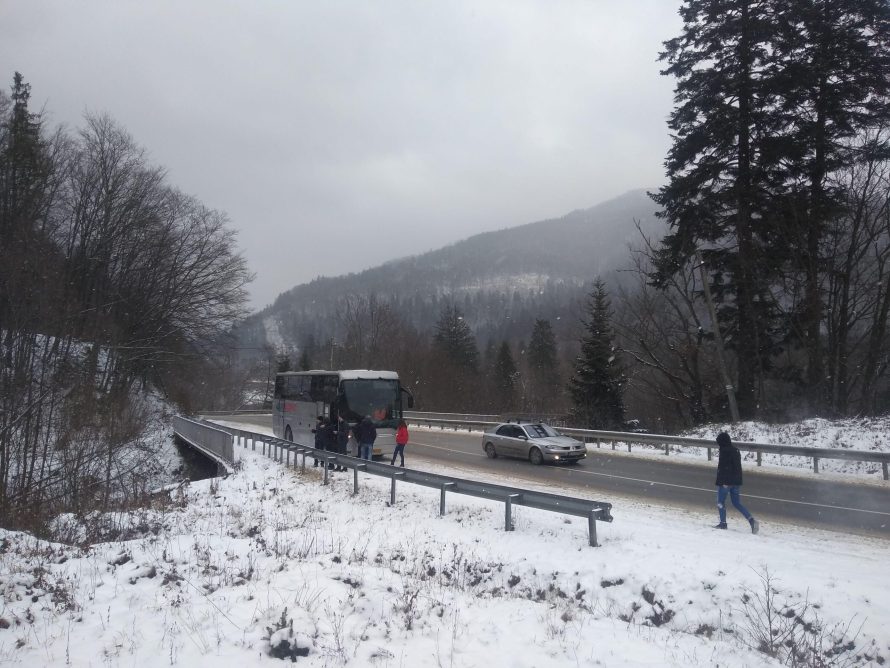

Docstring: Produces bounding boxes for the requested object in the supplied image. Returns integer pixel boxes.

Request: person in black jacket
[334,413,351,471]
[355,415,377,460]
[312,416,336,469]
[715,431,759,533]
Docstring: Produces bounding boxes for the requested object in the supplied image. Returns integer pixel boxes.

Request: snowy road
[220,414,890,538]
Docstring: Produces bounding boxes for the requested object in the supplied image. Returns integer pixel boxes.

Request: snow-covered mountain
[237,189,662,356]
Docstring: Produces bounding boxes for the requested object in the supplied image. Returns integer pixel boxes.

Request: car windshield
[524,424,560,438]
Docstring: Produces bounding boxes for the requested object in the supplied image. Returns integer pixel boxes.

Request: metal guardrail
[405,417,890,481]
[172,416,236,473]
[198,420,613,547]
[404,410,502,422]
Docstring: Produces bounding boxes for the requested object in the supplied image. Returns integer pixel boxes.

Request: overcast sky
[1,1,681,309]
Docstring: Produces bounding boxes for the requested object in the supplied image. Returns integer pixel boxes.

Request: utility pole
[696,251,740,422]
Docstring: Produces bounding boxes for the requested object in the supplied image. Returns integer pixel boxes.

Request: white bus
[272,369,413,459]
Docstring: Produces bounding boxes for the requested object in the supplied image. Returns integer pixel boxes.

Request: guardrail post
[323,458,331,485]
[707,447,712,461]
[627,442,631,453]
[251,434,256,451]
[596,438,600,449]
[301,451,307,473]
[813,457,819,474]
[883,462,888,481]
[505,494,521,531]
[390,472,405,505]
[440,482,456,515]
[757,452,762,467]
[664,443,669,456]
[588,510,598,547]
[353,464,367,495]
[611,441,616,451]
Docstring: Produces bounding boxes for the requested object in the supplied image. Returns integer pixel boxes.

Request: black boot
[713,522,727,529]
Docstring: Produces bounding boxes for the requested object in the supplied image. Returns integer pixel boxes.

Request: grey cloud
[1,0,680,308]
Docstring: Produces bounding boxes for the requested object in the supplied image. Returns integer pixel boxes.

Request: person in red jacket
[391,419,409,467]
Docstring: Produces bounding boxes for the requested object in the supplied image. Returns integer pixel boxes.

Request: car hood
[534,436,584,448]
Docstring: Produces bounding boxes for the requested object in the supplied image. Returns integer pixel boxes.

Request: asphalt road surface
[216,414,890,539]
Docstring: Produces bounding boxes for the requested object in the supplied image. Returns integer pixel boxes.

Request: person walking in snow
[391,419,409,467]
[714,431,759,534]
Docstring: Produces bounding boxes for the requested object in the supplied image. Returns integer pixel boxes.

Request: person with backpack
[391,419,409,467]
[714,431,759,534]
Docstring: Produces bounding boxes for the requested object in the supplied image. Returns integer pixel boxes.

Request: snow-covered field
[1,419,888,666]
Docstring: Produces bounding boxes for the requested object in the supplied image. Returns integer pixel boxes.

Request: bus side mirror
[401,387,414,409]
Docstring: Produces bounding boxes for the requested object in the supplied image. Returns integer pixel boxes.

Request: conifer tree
[651,0,781,417]
[652,0,890,416]
[492,341,518,411]
[569,281,625,429]
[527,319,560,412]
[433,304,478,371]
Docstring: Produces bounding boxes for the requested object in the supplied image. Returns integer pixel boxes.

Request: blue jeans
[360,442,373,460]
[717,485,752,524]
[391,444,405,466]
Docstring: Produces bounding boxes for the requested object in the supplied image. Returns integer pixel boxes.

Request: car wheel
[529,447,544,465]
[284,426,293,442]
[484,442,498,459]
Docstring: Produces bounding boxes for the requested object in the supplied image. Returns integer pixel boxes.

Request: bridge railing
[173,416,235,473]
[406,416,890,481]
[198,420,613,547]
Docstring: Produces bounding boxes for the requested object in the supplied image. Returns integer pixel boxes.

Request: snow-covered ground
[1,420,888,666]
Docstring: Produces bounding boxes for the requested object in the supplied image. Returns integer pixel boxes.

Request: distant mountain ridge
[237,189,664,357]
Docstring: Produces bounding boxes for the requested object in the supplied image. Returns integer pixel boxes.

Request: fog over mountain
[237,189,663,358]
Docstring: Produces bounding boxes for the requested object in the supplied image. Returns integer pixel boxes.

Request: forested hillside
[236,1,890,432]
[237,189,661,363]
[0,73,251,531]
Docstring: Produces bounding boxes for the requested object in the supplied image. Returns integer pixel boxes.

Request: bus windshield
[340,379,400,427]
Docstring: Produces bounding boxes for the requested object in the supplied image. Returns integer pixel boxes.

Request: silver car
[482,422,587,465]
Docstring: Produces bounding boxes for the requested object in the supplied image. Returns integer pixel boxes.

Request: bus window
[286,375,302,400]
[295,376,311,401]
[323,375,338,403]
[274,375,287,400]
[341,379,400,426]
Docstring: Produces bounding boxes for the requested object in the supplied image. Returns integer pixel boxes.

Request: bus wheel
[484,442,497,459]
[285,426,293,442]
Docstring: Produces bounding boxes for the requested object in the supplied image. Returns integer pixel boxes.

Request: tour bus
[272,369,413,459]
